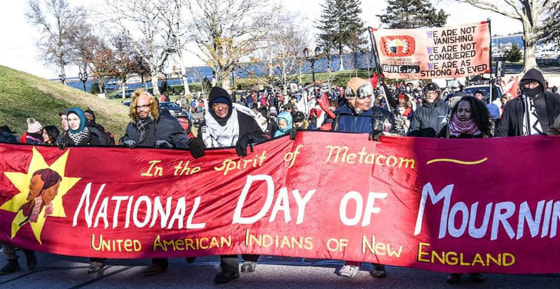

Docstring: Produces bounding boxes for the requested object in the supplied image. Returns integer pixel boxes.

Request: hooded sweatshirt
[274,111,293,138]
[497,69,560,136]
[519,68,546,98]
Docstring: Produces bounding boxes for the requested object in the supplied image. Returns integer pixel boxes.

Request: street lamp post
[78,69,88,92]
[231,66,235,92]
[58,73,66,85]
[303,46,322,97]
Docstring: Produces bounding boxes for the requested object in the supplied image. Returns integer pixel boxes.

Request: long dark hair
[42,126,60,145]
[451,96,492,136]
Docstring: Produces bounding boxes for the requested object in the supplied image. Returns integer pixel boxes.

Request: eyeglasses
[345,82,374,99]
[135,104,151,109]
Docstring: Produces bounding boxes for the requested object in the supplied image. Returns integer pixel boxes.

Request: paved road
[503,64,560,86]
[1,252,559,289]
[503,64,560,74]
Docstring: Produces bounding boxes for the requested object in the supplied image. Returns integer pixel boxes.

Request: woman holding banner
[438,95,490,283]
[333,77,396,279]
[56,107,113,275]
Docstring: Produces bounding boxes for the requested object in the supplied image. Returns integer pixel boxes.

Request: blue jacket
[333,105,396,133]
[274,111,293,138]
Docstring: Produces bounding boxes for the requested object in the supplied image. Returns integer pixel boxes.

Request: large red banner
[371,22,490,79]
[1,131,559,274]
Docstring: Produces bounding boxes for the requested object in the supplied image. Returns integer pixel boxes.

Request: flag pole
[368,27,383,78]
[487,18,494,103]
[368,27,396,113]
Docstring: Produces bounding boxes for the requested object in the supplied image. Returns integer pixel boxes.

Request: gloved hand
[235,134,254,157]
[155,140,172,148]
[57,140,67,150]
[369,131,384,142]
[188,138,205,159]
[289,128,298,140]
[123,139,137,148]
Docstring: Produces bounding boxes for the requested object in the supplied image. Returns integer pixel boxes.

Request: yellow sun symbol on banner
[0,148,80,244]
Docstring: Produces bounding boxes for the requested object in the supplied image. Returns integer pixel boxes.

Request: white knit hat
[27,118,42,134]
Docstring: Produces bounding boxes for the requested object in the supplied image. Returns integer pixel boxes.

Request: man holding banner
[197,86,268,284]
[121,89,204,276]
[333,77,396,139]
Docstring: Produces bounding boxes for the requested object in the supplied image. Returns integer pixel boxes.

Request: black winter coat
[496,69,560,136]
[496,93,560,136]
[58,126,109,146]
[407,99,450,137]
[122,115,190,148]
[0,132,18,143]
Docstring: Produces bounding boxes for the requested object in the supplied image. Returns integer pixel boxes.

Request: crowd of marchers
[1,68,560,284]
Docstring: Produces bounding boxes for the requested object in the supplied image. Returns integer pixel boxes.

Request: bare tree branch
[184,0,277,90]
[239,10,309,93]
[104,0,181,95]
[26,0,88,83]
[455,0,558,71]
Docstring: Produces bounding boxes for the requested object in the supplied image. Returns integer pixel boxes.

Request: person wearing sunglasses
[333,78,396,279]
[333,77,396,140]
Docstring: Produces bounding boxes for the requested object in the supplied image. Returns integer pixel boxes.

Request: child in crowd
[274,111,293,138]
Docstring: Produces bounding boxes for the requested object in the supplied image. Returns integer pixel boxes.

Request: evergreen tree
[316,0,366,71]
[378,0,448,29]
[505,44,522,63]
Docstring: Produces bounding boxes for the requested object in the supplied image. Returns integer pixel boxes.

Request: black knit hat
[0,125,13,134]
[292,111,305,123]
[423,82,440,95]
[208,87,232,107]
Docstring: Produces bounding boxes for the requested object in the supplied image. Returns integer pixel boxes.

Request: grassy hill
[0,65,129,140]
